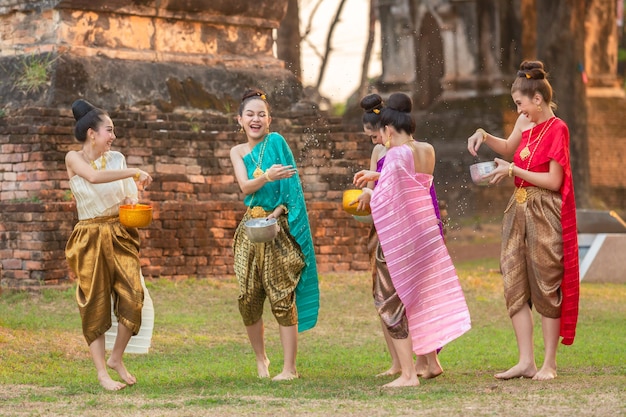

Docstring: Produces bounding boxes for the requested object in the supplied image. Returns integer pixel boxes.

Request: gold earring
[238,126,244,133]
[537,104,542,112]
[266,127,270,133]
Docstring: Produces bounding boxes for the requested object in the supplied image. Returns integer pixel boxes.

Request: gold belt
[247,206,270,218]
[514,186,551,204]
[506,187,553,213]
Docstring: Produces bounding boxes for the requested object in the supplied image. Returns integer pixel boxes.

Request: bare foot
[494,363,537,380]
[421,369,443,379]
[272,371,299,381]
[97,371,126,391]
[382,374,420,388]
[533,366,557,381]
[414,356,428,377]
[422,355,443,379]
[376,367,401,378]
[107,358,137,385]
[257,357,271,378]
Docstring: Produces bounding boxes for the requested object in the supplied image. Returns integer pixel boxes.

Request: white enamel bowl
[469,161,496,186]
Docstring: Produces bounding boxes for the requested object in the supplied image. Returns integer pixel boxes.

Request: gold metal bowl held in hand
[342,189,371,216]
[119,204,153,228]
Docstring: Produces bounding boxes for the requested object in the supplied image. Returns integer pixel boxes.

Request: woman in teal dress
[229,88,319,381]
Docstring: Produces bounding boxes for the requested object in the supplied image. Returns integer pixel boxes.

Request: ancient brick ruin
[1,0,624,289]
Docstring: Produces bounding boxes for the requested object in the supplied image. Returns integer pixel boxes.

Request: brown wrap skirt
[65,215,144,345]
[501,187,563,319]
[368,225,409,339]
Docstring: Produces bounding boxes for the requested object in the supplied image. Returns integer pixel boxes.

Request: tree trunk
[536,0,591,208]
[357,0,377,99]
[316,0,348,90]
[277,0,302,80]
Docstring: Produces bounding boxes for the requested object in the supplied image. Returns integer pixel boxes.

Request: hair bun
[71,99,96,121]
[518,61,547,80]
[360,94,383,113]
[241,88,267,102]
[386,92,412,113]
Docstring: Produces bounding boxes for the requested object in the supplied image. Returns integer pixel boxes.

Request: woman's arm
[487,158,564,191]
[468,114,530,160]
[65,151,151,185]
[230,144,271,195]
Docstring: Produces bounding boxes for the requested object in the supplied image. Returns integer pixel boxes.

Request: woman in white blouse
[64,99,152,391]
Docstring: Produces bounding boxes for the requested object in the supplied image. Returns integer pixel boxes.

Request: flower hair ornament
[525,73,531,79]
[373,109,380,114]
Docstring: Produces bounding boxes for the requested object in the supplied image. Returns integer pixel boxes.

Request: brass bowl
[244,218,279,243]
[342,189,371,216]
[119,204,153,228]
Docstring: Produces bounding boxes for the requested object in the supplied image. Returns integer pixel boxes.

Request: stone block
[579,233,626,283]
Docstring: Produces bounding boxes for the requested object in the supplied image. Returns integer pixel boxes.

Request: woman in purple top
[353,94,443,380]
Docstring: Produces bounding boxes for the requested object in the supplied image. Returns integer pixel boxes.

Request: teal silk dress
[241,132,320,332]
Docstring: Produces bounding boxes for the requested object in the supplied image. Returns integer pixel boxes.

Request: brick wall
[0,107,376,286]
[1,101,624,288]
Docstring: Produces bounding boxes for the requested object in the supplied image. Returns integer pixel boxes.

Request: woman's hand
[354,188,372,213]
[265,164,297,182]
[467,129,485,157]
[485,157,511,185]
[135,170,153,188]
[353,170,379,188]
[122,196,139,205]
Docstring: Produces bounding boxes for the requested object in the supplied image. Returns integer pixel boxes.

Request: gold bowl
[342,189,371,216]
[119,204,153,228]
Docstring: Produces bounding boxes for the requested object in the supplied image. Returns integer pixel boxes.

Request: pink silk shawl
[370,144,471,355]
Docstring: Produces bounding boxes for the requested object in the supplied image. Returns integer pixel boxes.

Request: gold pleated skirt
[233,211,305,327]
[65,216,144,345]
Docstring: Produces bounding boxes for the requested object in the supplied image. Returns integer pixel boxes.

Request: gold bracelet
[134,170,141,181]
[264,171,273,182]
[508,162,515,178]
[476,128,487,143]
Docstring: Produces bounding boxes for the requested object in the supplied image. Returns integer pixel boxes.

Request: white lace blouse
[69,151,138,220]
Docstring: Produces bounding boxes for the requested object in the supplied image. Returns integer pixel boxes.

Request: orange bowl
[119,204,153,228]
[342,189,371,216]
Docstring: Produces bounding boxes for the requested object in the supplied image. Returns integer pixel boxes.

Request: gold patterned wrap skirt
[65,215,144,345]
[501,187,563,319]
[368,225,409,339]
[233,209,305,327]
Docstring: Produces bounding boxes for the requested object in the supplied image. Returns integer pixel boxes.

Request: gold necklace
[508,117,557,209]
[520,117,555,160]
[250,137,268,178]
[85,152,106,170]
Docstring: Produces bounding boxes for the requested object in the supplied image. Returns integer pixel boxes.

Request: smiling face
[88,115,115,154]
[512,91,541,124]
[238,98,271,141]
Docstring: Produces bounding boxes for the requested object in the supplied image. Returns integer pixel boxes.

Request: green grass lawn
[1,259,625,416]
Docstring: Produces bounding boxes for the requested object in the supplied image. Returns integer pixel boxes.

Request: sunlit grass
[0,263,624,416]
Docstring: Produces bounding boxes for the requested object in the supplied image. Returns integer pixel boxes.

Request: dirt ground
[445,223,502,263]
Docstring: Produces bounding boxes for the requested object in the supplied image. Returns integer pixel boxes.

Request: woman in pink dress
[357,93,471,387]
